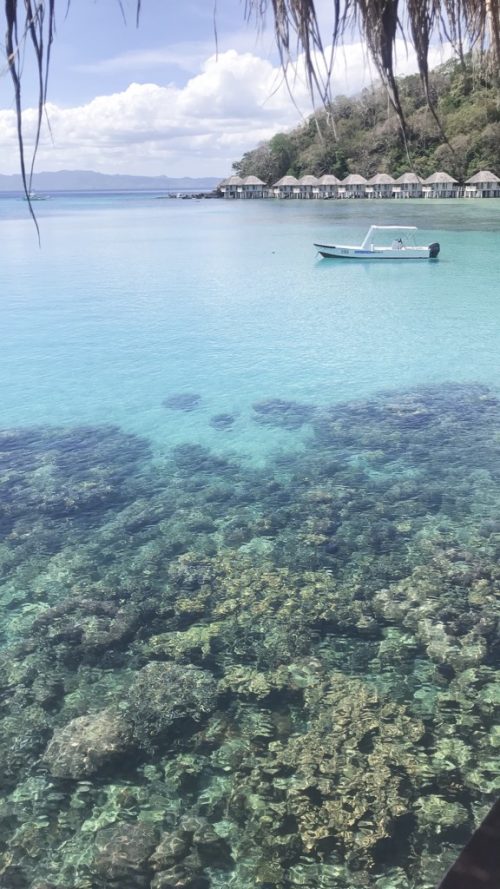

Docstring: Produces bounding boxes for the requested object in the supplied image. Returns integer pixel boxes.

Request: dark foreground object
[437,800,500,889]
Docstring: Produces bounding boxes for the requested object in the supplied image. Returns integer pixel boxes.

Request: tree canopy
[232,57,500,182]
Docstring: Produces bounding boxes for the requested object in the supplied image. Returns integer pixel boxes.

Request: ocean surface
[1,193,500,888]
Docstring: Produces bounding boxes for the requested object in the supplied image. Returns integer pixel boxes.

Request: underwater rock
[143,624,223,664]
[0,425,150,563]
[168,552,220,591]
[150,817,231,889]
[0,863,29,888]
[171,443,232,476]
[151,859,209,889]
[415,795,470,833]
[185,512,217,533]
[150,832,192,871]
[2,704,53,791]
[93,820,159,887]
[31,883,59,889]
[31,597,142,666]
[209,413,236,430]
[222,517,254,546]
[4,382,500,887]
[30,672,65,710]
[162,393,202,412]
[259,673,425,865]
[127,663,218,750]
[177,815,232,867]
[192,822,232,866]
[252,397,315,429]
[43,707,133,779]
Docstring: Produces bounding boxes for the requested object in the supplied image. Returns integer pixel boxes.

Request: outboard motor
[429,242,440,258]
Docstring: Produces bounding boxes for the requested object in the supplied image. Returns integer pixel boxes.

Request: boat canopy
[360,225,418,249]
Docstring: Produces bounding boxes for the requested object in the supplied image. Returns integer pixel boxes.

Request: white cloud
[0,41,455,178]
[0,49,313,177]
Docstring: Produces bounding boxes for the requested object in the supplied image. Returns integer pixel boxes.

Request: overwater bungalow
[219,167,499,200]
[366,173,395,198]
[422,171,459,198]
[298,174,320,198]
[220,175,244,198]
[341,173,368,198]
[464,170,500,198]
[272,175,301,198]
[318,174,341,198]
[393,172,423,198]
[241,175,266,198]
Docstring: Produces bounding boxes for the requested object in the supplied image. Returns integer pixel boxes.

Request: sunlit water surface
[2,195,500,459]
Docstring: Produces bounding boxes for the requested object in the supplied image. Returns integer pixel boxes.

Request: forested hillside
[233,58,500,183]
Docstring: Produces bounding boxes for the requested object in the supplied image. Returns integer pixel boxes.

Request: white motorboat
[22,191,49,202]
[314,225,440,259]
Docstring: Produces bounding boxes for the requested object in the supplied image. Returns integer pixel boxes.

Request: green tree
[4,0,500,201]
[229,58,500,182]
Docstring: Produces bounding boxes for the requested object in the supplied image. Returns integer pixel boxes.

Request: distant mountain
[0,170,223,192]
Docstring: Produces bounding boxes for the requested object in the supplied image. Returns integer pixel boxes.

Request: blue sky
[1,0,267,105]
[0,0,453,178]
[39,0,272,105]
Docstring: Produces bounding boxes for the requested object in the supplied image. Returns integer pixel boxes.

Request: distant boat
[314,225,440,260]
[23,191,49,202]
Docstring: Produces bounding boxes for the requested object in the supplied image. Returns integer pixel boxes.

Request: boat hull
[314,243,438,259]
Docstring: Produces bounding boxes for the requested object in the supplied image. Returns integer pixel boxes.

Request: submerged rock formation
[44,708,134,779]
[1,384,500,887]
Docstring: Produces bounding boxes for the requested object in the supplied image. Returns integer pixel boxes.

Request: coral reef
[127,663,219,751]
[93,821,159,887]
[44,708,134,779]
[209,413,236,430]
[162,393,202,411]
[252,397,315,428]
[1,383,500,887]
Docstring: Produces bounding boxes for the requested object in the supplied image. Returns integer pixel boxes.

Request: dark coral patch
[93,822,159,888]
[209,413,236,430]
[162,392,202,411]
[252,397,315,429]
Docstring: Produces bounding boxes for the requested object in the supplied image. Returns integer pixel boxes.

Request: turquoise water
[1,194,500,889]
[2,197,500,458]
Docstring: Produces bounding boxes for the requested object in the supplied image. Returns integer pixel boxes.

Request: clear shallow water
[2,195,500,461]
[1,194,500,889]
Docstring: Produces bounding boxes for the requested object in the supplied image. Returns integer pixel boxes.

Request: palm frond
[246,0,499,119]
[3,0,500,219]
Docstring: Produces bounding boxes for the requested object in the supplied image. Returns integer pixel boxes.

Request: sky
[0,0,453,178]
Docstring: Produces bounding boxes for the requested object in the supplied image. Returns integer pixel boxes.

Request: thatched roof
[9,0,500,215]
[369,173,395,184]
[396,172,423,184]
[319,174,341,185]
[342,174,368,185]
[224,175,244,186]
[424,171,458,184]
[299,175,320,185]
[466,170,500,183]
[273,175,300,186]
